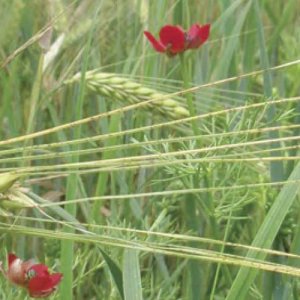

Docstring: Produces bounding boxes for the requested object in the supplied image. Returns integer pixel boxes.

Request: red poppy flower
[144,25,186,56]
[1,253,63,298]
[144,23,210,56]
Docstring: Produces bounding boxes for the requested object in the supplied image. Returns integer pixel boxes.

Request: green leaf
[226,162,300,299]
[123,249,143,300]
[253,0,285,182]
[100,248,124,300]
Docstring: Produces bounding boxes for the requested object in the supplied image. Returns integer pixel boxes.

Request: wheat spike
[65,71,190,119]
[0,172,22,193]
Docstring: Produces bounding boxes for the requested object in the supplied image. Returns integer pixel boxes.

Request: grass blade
[100,248,124,300]
[226,162,300,299]
[253,0,285,182]
[123,249,143,300]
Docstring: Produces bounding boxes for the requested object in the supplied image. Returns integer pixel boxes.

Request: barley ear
[65,71,190,119]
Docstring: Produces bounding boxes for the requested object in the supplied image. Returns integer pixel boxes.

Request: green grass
[0,0,300,299]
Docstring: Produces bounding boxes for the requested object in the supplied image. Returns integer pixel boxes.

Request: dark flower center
[25,269,36,281]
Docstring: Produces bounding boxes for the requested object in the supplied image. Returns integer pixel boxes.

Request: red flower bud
[1,253,63,298]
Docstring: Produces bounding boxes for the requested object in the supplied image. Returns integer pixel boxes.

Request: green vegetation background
[0,1,299,299]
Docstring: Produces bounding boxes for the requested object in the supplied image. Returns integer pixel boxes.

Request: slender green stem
[179,52,204,300]
[93,113,121,223]
[210,209,232,299]
[253,0,284,182]
[18,52,44,257]
[26,54,44,136]
[179,53,199,136]
[23,53,45,165]
[180,51,218,299]
[59,3,102,298]
[179,52,215,218]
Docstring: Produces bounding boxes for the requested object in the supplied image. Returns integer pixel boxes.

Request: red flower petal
[8,253,18,267]
[198,24,210,43]
[28,275,50,291]
[6,253,26,286]
[5,253,37,287]
[159,25,185,54]
[49,273,63,286]
[28,273,62,292]
[28,276,55,298]
[28,264,49,276]
[144,31,166,53]
[186,23,210,49]
[27,267,62,298]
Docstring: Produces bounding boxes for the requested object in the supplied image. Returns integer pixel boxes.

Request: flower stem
[179,52,205,300]
[179,52,217,236]
[179,53,199,137]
